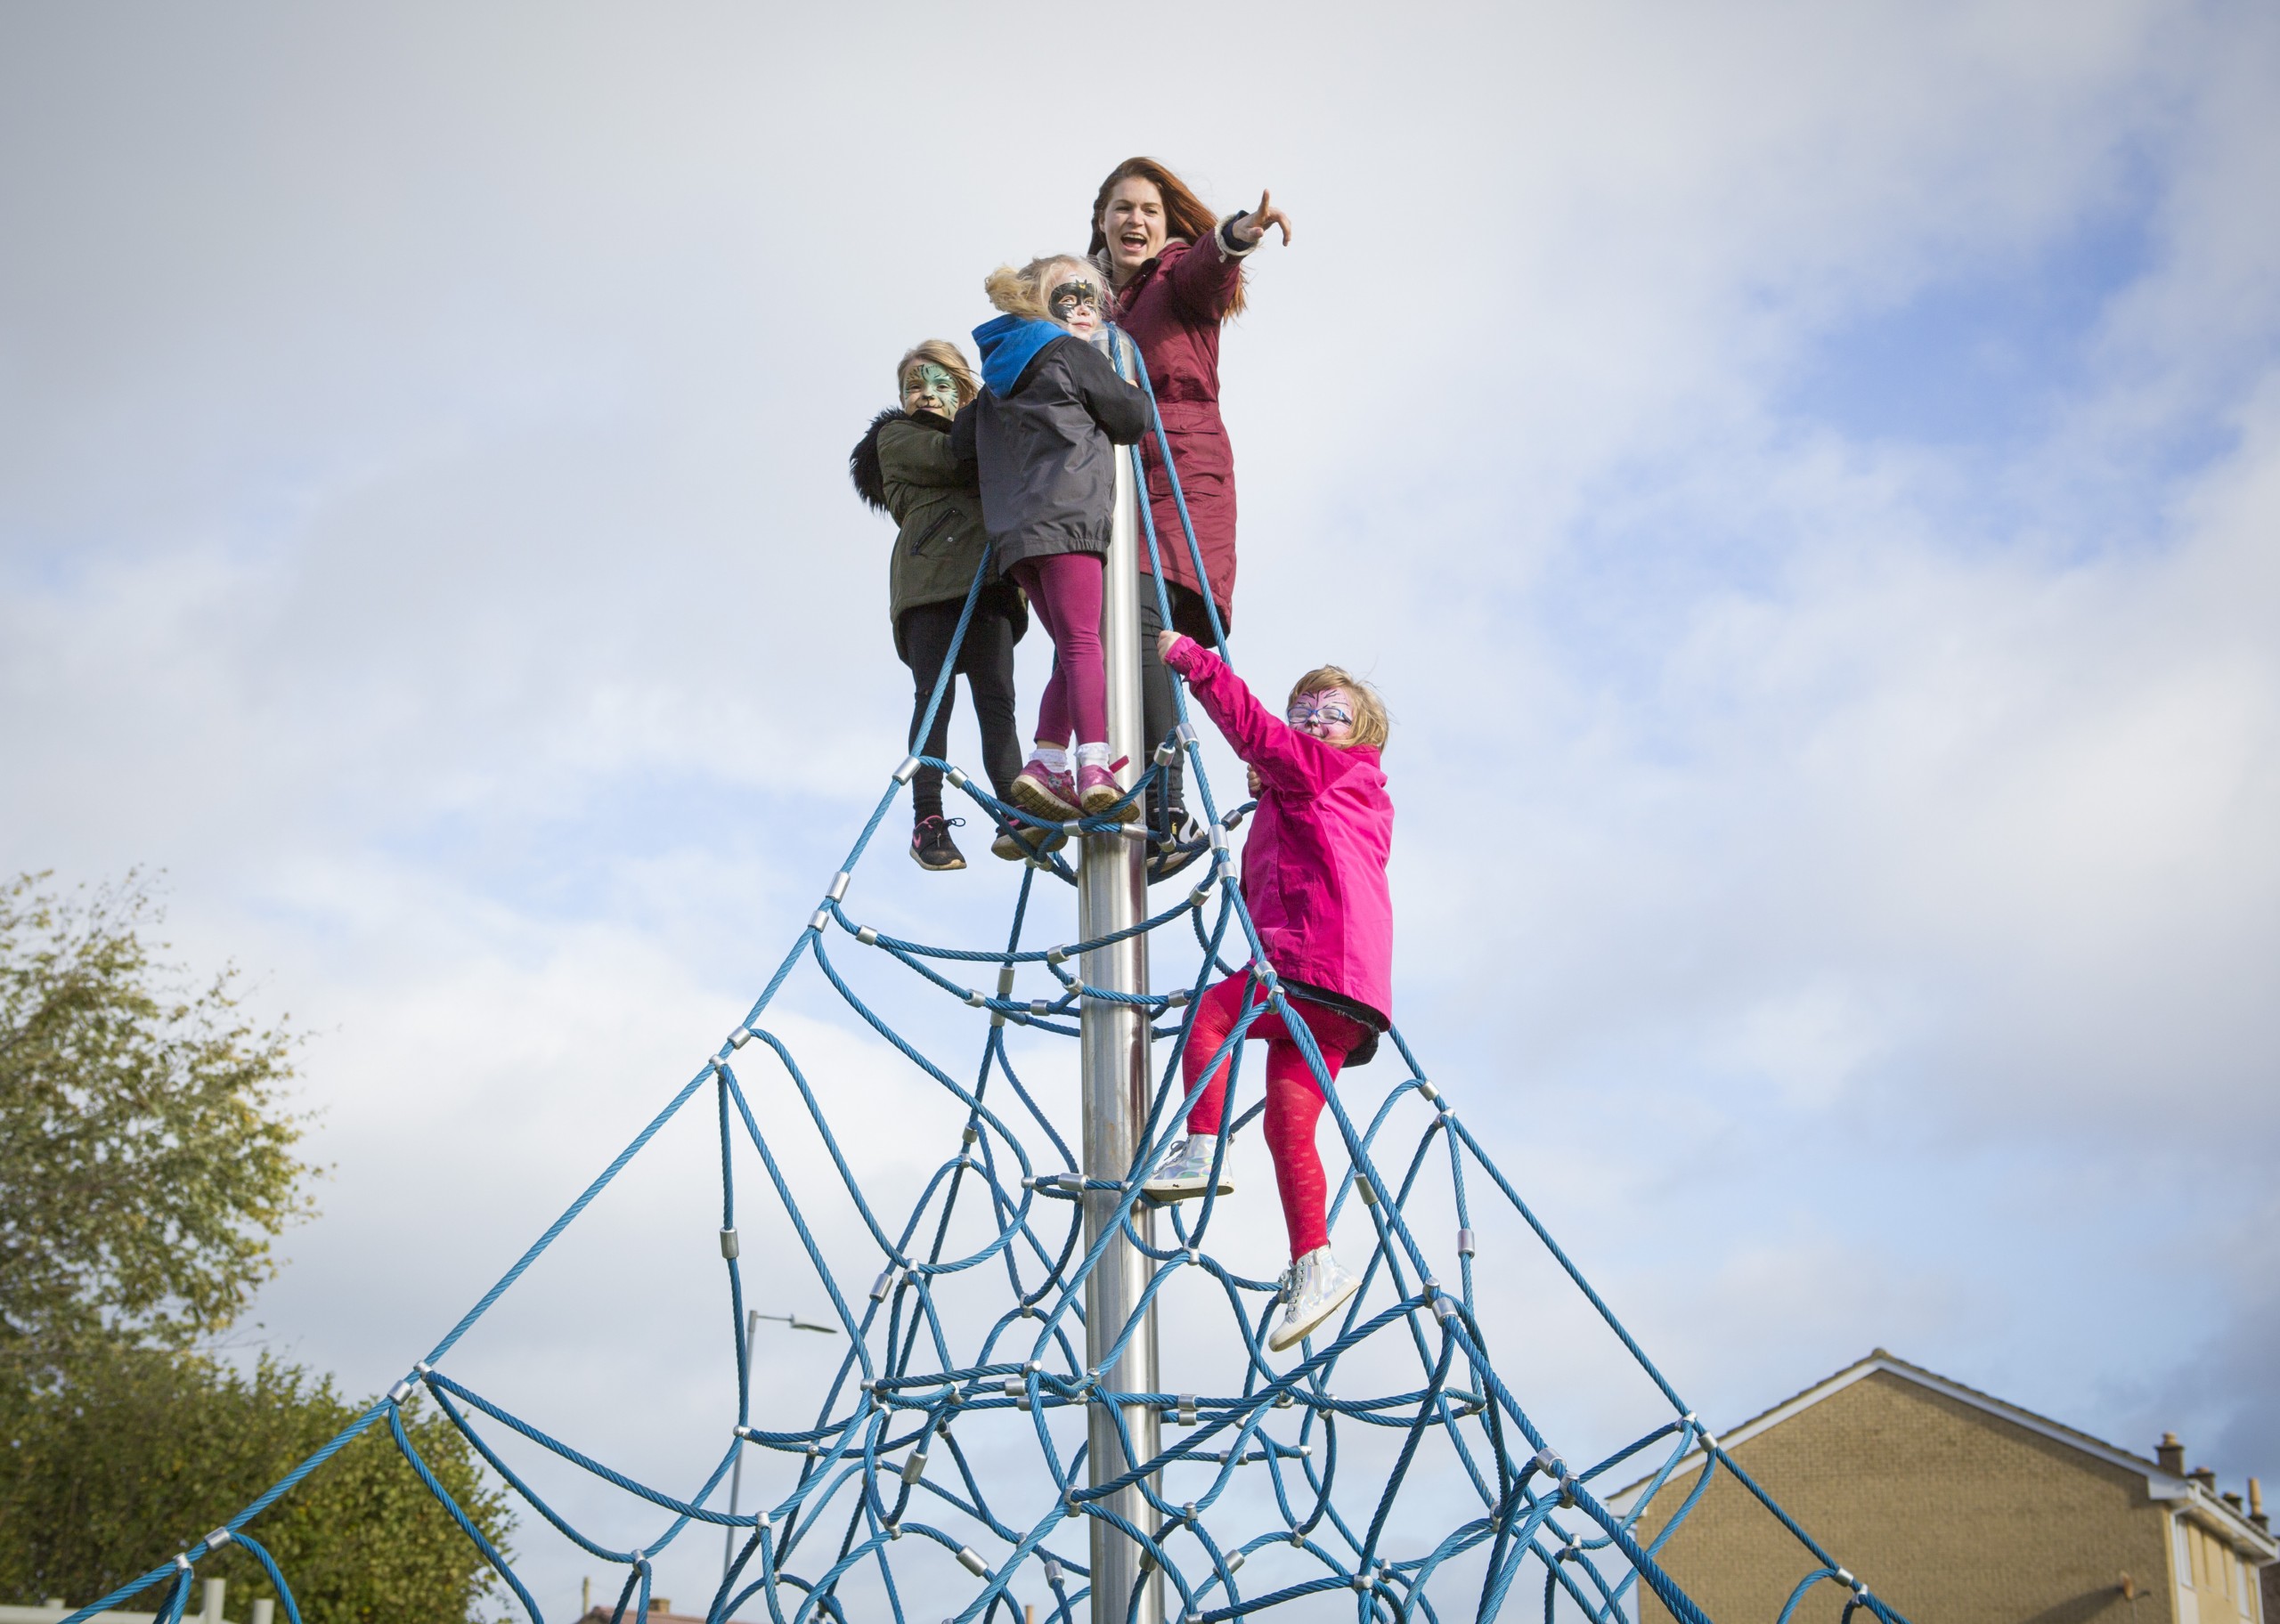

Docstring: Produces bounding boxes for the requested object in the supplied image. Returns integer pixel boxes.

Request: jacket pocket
[908,509,961,556]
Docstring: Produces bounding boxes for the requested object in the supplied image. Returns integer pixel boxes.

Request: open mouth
[1120,230,1150,251]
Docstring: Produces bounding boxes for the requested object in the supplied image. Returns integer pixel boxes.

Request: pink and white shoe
[1079,763,1140,823]
[1010,758,1079,822]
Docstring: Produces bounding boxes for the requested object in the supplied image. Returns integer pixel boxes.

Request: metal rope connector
[1416,1080,1440,1103]
[719,1228,739,1259]
[946,766,968,788]
[1175,1394,1199,1425]
[202,1528,233,1552]
[893,757,920,784]
[1457,1227,1477,1256]
[857,925,877,945]
[869,1264,900,1301]
[827,872,851,903]
[955,1547,988,1577]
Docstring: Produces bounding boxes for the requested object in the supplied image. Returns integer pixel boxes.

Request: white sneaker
[1268,1246,1360,1352]
[1141,1136,1235,1202]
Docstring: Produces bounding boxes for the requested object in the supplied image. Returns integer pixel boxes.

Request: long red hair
[1087,157,1248,318]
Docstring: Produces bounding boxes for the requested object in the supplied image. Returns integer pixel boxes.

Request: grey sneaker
[1141,1135,1235,1202]
[1269,1246,1360,1352]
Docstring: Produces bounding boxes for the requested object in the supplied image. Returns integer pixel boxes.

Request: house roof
[1608,1348,2277,1561]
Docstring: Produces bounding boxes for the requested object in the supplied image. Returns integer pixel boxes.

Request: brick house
[1610,1350,2275,1624]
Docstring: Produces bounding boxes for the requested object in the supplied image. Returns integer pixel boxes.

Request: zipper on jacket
[908,509,961,555]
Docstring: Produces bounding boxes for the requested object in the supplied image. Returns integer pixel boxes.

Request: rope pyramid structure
[63,337,1918,1624]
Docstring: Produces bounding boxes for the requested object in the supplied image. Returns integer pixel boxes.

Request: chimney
[2252,1477,2268,1531]
[2158,1433,2186,1475]
[2224,1491,2244,1511]
[2192,1466,2218,1490]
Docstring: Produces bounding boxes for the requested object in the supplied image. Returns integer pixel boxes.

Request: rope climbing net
[63,337,1918,1624]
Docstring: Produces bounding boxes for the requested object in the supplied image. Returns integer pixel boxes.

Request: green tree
[0,1340,515,1621]
[0,872,517,1620]
[0,871,316,1361]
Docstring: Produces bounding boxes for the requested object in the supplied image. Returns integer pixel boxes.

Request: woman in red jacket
[1086,157,1292,872]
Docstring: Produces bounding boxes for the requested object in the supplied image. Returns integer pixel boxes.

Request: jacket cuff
[1215,212,1260,260]
[1163,634,1205,676]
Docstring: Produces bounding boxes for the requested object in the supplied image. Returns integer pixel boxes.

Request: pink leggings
[1009,554,1106,748]
[1182,974,1370,1260]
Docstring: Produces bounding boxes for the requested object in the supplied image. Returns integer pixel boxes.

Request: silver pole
[724,1306,761,1585]
[1079,330,1160,1624]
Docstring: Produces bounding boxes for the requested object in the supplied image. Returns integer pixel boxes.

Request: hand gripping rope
[59,333,1917,1624]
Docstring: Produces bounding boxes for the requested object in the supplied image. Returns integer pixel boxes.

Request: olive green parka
[849,409,1027,663]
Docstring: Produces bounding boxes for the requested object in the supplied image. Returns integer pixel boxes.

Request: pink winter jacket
[1165,637,1394,1028]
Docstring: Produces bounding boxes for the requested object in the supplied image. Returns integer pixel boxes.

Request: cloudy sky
[4,1,2277,1615]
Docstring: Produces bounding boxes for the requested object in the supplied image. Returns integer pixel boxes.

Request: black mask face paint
[1047,279,1103,322]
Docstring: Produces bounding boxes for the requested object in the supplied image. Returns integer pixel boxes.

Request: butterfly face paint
[1048,276,1104,337]
[902,362,960,417]
[1287,688,1356,741]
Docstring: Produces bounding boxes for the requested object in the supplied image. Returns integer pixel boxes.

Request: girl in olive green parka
[850,340,1030,871]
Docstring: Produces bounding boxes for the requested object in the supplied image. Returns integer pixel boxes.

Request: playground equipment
[56,334,1916,1624]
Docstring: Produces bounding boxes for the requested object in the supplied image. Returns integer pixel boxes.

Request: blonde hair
[983,256,1098,323]
[895,339,981,411]
[1289,666,1389,751]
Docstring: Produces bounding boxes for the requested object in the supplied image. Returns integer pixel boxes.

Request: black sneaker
[910,815,967,872]
[991,820,1067,862]
[1147,805,1250,885]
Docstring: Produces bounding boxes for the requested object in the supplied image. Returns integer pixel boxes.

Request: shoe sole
[909,846,966,873]
[1010,775,1079,822]
[992,830,1066,862]
[1268,1272,1362,1352]
[1141,1173,1235,1203]
[1080,786,1143,823]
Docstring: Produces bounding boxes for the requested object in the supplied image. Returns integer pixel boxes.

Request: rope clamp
[956,1547,988,1577]
[893,756,919,784]
[1163,988,1189,1008]
[174,1554,192,1571]
[869,1265,900,1301]
[719,1227,740,1259]
[1044,1558,1063,1586]
[857,925,877,946]
[203,1528,233,1552]
[1836,1569,1855,1587]
[807,908,829,933]
[1226,1549,1246,1574]
[965,989,985,1008]
[1176,1394,1199,1425]
[946,765,968,787]
[1698,1429,1721,1453]
[1457,1227,1477,1256]
[729,1026,754,1049]
[827,871,851,902]
[1046,945,1070,965]
[900,1450,927,1484]
[1416,1080,1441,1103]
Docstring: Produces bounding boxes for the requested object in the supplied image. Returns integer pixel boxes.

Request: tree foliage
[0,871,317,1360]
[0,1339,515,1621]
[0,872,516,1619]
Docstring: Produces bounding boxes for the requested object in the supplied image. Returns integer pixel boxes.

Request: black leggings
[900,594,1023,824]
[1137,576,1225,827]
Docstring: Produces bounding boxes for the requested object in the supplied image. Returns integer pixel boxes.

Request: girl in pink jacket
[1141,631,1394,1353]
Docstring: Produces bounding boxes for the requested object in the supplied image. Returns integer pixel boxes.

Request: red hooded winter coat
[1112,231,1252,626]
[1166,637,1394,1029]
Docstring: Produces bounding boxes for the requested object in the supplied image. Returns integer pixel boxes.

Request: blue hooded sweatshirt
[973,314,1068,398]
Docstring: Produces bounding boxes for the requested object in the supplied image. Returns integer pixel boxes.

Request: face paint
[1287,689,1356,739]
[902,362,959,415]
[1048,278,1103,322]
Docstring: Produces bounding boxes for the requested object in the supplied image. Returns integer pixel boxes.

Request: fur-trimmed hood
[850,407,955,511]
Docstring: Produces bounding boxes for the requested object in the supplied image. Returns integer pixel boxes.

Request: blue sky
[4,3,2277,1617]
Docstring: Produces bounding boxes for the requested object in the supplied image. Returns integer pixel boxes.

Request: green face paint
[903,362,959,415]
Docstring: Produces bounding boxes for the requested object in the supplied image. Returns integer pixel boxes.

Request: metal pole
[724,1306,761,1584]
[1079,330,1160,1624]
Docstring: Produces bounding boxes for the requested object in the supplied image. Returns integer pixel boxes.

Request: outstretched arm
[1160,631,1334,793]
[1164,188,1293,321]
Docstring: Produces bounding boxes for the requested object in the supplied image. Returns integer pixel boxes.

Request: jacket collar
[973,314,1065,397]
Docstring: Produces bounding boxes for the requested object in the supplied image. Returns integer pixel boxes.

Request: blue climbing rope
[58,329,1918,1624]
